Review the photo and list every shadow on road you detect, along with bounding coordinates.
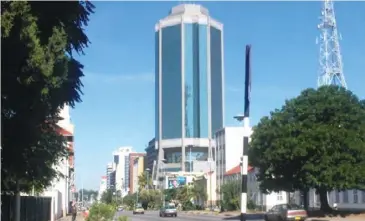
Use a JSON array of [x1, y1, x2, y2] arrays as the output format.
[[223, 213, 265, 220]]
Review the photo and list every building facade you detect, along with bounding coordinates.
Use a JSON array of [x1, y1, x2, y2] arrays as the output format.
[[98, 176, 107, 201], [145, 138, 157, 175], [106, 163, 114, 189], [224, 165, 288, 211], [131, 156, 145, 193], [43, 105, 76, 217], [113, 146, 133, 194], [214, 126, 252, 201], [129, 153, 146, 194], [155, 4, 224, 180]]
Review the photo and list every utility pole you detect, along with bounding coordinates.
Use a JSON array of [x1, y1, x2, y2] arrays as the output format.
[[234, 45, 252, 221]]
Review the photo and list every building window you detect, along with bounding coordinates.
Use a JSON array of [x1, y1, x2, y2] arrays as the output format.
[[277, 191, 283, 201], [342, 191, 349, 203], [335, 190, 340, 203], [353, 190, 358, 203], [362, 190, 365, 203]]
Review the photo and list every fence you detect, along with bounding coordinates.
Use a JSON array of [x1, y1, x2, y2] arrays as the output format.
[[1, 195, 51, 221]]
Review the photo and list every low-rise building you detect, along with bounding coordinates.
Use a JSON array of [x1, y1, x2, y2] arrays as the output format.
[[214, 126, 253, 202], [224, 164, 288, 211], [192, 171, 217, 207]]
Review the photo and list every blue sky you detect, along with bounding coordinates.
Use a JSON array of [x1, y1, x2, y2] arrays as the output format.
[[72, 1, 365, 190]]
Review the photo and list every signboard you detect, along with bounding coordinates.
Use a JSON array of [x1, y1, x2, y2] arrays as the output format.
[[167, 176, 186, 189]]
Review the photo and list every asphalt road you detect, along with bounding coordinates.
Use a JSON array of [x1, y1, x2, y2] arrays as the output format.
[[115, 210, 265, 221]]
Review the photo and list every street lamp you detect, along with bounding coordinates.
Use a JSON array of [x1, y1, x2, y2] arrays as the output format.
[[160, 159, 167, 206], [121, 178, 124, 205], [233, 42, 252, 221], [135, 179, 139, 207], [145, 168, 151, 190], [113, 191, 116, 204]]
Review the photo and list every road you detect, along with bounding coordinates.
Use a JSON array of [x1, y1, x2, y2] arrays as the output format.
[[115, 210, 264, 221]]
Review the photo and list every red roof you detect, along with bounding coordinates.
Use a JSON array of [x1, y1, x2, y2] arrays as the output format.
[[57, 127, 73, 136], [224, 164, 254, 176]]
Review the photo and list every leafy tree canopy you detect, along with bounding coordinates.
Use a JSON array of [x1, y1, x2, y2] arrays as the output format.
[[1, 1, 94, 193], [249, 86, 365, 210]]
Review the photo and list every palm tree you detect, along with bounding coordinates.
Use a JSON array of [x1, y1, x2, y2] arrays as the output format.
[[137, 172, 152, 191]]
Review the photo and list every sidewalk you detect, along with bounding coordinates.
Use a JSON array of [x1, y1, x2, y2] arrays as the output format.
[[57, 215, 85, 221]]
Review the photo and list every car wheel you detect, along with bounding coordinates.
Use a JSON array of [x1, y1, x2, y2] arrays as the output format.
[[142, 212, 144, 214], [175, 214, 177, 217]]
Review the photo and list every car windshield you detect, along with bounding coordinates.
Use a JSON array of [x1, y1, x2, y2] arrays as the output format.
[[166, 205, 175, 209], [287, 204, 303, 210]]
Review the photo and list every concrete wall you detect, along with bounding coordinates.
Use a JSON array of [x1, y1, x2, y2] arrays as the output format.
[[43, 190, 63, 220]]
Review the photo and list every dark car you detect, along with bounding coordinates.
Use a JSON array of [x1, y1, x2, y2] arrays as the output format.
[[159, 205, 177, 217], [264, 204, 307, 221]]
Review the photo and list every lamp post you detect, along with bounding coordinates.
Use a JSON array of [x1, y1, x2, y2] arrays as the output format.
[[135, 179, 139, 206], [121, 178, 124, 206], [160, 159, 167, 206], [145, 168, 151, 190], [234, 44, 252, 221]]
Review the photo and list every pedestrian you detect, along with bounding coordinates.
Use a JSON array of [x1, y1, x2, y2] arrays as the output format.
[[71, 201, 77, 221]]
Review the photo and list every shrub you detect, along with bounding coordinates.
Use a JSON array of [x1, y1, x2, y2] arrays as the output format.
[[117, 216, 129, 221], [86, 203, 115, 221]]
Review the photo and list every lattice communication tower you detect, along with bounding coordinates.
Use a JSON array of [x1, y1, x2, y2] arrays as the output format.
[[317, 0, 347, 89]]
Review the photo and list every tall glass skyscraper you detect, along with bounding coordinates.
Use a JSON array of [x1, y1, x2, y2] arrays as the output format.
[[155, 4, 224, 173]]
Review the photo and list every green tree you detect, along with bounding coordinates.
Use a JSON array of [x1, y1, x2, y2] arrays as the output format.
[[163, 188, 177, 202], [137, 172, 152, 191], [86, 203, 115, 221], [192, 180, 207, 206], [220, 180, 241, 211], [101, 189, 114, 205], [1, 1, 94, 193], [139, 189, 162, 209], [249, 86, 365, 212], [122, 193, 137, 210]]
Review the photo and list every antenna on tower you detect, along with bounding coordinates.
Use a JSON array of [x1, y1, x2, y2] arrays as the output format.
[[317, 0, 347, 89]]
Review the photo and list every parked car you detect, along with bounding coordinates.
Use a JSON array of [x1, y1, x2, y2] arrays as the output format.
[[133, 206, 144, 215], [159, 205, 177, 217], [264, 204, 307, 221]]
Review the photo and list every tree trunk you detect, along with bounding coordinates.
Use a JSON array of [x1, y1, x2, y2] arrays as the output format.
[[318, 188, 331, 212]]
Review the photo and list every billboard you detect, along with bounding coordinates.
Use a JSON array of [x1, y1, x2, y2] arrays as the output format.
[[167, 176, 186, 189]]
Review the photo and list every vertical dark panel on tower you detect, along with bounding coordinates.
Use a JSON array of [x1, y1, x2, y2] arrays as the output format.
[[244, 45, 251, 118]]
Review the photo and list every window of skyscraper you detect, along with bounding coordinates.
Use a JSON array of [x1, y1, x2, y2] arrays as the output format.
[[160, 24, 183, 139], [210, 27, 223, 135]]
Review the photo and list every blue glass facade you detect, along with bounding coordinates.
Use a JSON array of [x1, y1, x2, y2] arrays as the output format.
[[156, 22, 223, 141], [155, 31, 159, 140], [210, 27, 223, 135], [160, 25, 182, 140], [184, 24, 209, 138]]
